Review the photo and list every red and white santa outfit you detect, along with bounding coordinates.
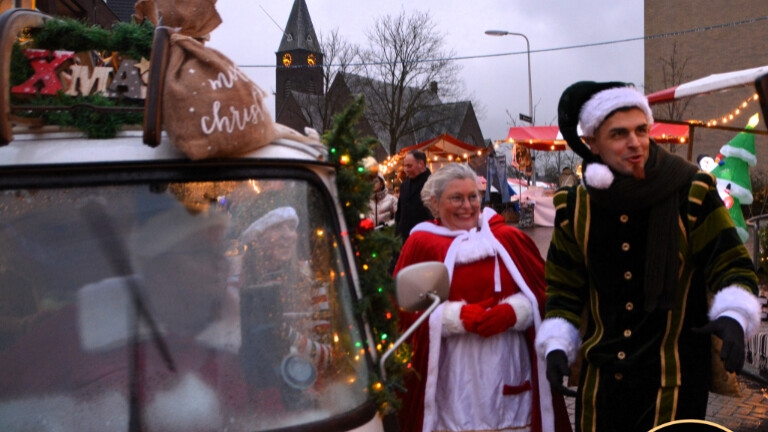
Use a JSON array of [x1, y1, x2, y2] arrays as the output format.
[[394, 207, 571, 432]]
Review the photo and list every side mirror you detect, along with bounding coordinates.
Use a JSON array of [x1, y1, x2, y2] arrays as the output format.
[[756, 73, 768, 123], [395, 261, 450, 312], [379, 261, 449, 381]]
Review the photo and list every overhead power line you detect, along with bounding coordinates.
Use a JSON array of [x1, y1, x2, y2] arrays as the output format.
[[237, 14, 768, 69]]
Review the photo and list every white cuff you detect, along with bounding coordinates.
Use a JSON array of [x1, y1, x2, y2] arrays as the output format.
[[534, 317, 580, 364], [501, 293, 533, 331], [441, 301, 467, 336], [709, 285, 761, 338]]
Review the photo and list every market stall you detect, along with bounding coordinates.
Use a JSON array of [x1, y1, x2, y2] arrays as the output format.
[[381, 133, 486, 178], [506, 122, 690, 149]]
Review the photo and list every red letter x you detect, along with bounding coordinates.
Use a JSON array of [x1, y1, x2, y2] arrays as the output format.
[[12, 49, 74, 96]]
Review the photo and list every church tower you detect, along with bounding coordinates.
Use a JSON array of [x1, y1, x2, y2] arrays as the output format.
[[275, 0, 324, 120]]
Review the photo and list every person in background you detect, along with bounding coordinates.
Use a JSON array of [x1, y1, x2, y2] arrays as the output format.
[[535, 81, 760, 431], [394, 163, 571, 432], [368, 173, 398, 227], [395, 150, 432, 243], [557, 166, 579, 188]]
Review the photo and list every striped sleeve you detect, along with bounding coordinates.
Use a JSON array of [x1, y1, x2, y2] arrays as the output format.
[[544, 186, 589, 328], [687, 172, 758, 295]]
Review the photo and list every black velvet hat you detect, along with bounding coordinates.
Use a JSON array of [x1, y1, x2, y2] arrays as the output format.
[[557, 81, 629, 163]]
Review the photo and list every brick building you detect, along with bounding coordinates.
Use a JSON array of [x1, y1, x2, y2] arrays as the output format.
[[645, 1, 768, 166]]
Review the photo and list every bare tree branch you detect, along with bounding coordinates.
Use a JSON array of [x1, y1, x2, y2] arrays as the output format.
[[356, 10, 464, 155]]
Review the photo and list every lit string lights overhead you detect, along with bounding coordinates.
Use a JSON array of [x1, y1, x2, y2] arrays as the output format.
[[704, 93, 760, 127]]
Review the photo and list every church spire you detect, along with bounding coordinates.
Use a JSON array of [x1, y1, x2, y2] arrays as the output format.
[[279, 0, 320, 53]]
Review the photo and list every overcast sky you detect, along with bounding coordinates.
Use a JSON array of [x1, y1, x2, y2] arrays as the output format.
[[207, 0, 644, 141]]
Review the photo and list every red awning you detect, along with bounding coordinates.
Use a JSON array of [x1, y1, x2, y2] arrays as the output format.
[[506, 122, 689, 151], [399, 133, 483, 158]]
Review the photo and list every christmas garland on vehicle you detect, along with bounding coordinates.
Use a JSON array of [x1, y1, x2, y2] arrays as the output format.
[[325, 96, 410, 416], [10, 17, 154, 138]]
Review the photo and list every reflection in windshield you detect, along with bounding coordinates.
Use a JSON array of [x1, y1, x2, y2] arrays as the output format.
[[0, 179, 368, 431]]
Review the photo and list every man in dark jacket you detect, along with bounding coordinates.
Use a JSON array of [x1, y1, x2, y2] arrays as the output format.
[[395, 150, 432, 243], [534, 81, 760, 432]]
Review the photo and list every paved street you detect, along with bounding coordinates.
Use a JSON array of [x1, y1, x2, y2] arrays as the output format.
[[517, 224, 768, 431]]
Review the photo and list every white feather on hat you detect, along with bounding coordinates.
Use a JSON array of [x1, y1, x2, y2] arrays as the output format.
[[240, 206, 299, 244]]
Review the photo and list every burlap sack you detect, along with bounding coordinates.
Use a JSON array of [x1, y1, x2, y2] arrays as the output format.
[[162, 33, 276, 160], [709, 335, 743, 397], [134, 0, 221, 37]]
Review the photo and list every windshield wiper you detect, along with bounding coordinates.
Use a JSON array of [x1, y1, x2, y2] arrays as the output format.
[[79, 201, 176, 432]]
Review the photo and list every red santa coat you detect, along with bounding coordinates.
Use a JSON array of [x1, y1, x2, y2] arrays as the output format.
[[394, 208, 571, 432]]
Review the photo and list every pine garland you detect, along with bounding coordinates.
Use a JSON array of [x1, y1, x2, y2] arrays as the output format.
[[324, 96, 408, 415], [10, 17, 154, 138], [30, 17, 154, 61], [14, 93, 143, 139]]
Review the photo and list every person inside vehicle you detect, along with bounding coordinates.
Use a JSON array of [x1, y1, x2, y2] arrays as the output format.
[[237, 206, 334, 408]]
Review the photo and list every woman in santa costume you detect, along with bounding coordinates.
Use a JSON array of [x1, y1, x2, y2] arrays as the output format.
[[394, 163, 571, 432]]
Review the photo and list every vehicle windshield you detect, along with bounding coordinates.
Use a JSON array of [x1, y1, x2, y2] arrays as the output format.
[[0, 178, 370, 431]]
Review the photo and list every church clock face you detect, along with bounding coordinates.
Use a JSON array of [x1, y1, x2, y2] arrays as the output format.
[[307, 54, 316, 66], [282, 53, 292, 67]]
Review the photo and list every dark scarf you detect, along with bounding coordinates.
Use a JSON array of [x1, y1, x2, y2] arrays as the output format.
[[586, 144, 700, 311]]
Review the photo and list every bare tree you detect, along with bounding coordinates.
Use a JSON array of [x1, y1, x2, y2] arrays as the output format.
[[652, 41, 693, 154], [655, 41, 693, 121], [356, 10, 464, 156]]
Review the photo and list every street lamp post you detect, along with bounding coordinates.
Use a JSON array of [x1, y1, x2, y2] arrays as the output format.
[[485, 29, 536, 184]]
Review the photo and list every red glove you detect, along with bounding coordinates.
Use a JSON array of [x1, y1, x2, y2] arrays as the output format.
[[460, 304, 485, 333], [459, 297, 497, 333], [476, 303, 517, 337]]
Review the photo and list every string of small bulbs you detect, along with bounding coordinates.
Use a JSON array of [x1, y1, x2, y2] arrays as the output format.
[[704, 93, 760, 127]]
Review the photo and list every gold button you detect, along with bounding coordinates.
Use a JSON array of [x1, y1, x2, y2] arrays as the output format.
[[620, 215, 629, 223], [614, 373, 624, 380], [623, 329, 632, 338], [624, 271, 632, 280], [621, 242, 630, 252], [626, 302, 634, 311], [617, 351, 626, 360]]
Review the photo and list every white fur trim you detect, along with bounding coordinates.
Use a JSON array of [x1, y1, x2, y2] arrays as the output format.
[[240, 206, 298, 244], [145, 373, 223, 431], [501, 293, 533, 331], [534, 317, 581, 364], [584, 163, 614, 189], [78, 277, 139, 351], [709, 285, 761, 338], [454, 234, 497, 264], [423, 305, 444, 430], [441, 300, 468, 336], [579, 86, 654, 137]]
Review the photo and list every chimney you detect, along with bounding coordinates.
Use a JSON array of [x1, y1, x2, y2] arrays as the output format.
[[429, 81, 438, 95]]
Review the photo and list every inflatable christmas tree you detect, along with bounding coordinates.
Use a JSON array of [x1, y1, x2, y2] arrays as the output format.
[[710, 113, 759, 243]]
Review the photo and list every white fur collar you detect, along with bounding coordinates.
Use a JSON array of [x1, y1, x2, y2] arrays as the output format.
[[412, 207, 498, 264]]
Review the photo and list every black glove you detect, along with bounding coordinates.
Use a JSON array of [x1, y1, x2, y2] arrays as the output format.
[[693, 316, 745, 373], [546, 350, 577, 397]]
